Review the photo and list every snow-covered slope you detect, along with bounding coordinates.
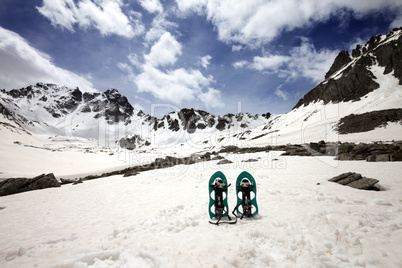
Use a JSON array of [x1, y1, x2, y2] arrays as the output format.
[[1, 154, 401, 267], [248, 28, 402, 146], [0, 83, 272, 148]]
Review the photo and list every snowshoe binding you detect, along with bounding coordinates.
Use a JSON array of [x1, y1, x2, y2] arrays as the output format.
[[234, 171, 258, 219], [208, 171, 236, 225]]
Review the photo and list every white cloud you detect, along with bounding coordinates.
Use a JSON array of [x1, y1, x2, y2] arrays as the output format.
[[0, 27, 96, 92], [287, 39, 338, 83], [238, 38, 338, 83], [145, 32, 182, 67], [251, 55, 291, 72], [175, 0, 207, 16], [127, 53, 143, 69], [145, 13, 178, 43], [175, 0, 402, 47], [138, 0, 163, 14], [275, 88, 288, 101], [198, 87, 222, 108], [198, 55, 212, 69], [390, 14, 402, 29], [232, 60, 248, 69], [36, 0, 77, 31], [117, 62, 133, 74], [232, 45, 242, 52], [37, 0, 144, 38], [136, 64, 214, 104], [132, 33, 222, 107]]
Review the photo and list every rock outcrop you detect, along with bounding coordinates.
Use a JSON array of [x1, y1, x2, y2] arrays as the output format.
[[337, 109, 402, 134], [0, 173, 60, 196], [329, 172, 380, 190]]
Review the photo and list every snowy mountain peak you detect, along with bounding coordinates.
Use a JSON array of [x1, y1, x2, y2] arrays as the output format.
[[294, 27, 402, 109]]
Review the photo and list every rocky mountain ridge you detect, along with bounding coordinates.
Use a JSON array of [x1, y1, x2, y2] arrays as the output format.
[[294, 27, 402, 109], [0, 83, 271, 144]]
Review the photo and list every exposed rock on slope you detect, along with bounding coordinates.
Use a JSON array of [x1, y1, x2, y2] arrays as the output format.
[[0, 173, 60, 196], [338, 109, 402, 134]]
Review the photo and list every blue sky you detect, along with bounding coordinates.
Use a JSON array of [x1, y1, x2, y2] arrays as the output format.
[[0, 0, 401, 116]]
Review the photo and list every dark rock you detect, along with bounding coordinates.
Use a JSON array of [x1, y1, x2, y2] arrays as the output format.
[[329, 172, 380, 190], [60, 178, 83, 185], [242, 159, 258, 162], [338, 109, 402, 134], [325, 50, 352, 79], [118, 134, 150, 150], [366, 154, 394, 162], [282, 145, 311, 156], [0, 173, 60, 196], [217, 159, 233, 165], [212, 155, 225, 161], [337, 173, 362, 185], [347, 177, 379, 190], [72, 179, 83, 185], [334, 141, 402, 161], [329, 172, 355, 182], [335, 153, 354, 160], [123, 171, 140, 177], [294, 64, 379, 109], [216, 114, 235, 131]]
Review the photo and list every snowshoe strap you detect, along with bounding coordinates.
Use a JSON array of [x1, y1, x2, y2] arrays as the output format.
[[235, 184, 255, 219]]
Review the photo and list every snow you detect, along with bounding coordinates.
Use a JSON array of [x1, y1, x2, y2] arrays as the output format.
[[249, 63, 402, 146], [1, 154, 401, 267]]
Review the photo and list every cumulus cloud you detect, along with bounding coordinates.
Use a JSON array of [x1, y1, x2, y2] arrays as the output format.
[[232, 45, 242, 52], [37, 0, 144, 38], [175, 0, 402, 47], [251, 55, 291, 72], [144, 32, 182, 67], [0, 27, 95, 92], [130, 33, 222, 108], [198, 87, 222, 109], [127, 53, 143, 69], [237, 38, 338, 83], [198, 55, 212, 69], [287, 39, 339, 83], [144, 13, 179, 43], [138, 0, 163, 14], [175, 0, 207, 16], [136, 65, 214, 104], [232, 60, 248, 69]]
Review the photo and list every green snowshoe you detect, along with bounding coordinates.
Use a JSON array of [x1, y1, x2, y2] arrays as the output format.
[[235, 171, 258, 218], [208, 171, 235, 225]]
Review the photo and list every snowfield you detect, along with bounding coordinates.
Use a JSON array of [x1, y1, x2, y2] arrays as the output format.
[[1, 153, 401, 267]]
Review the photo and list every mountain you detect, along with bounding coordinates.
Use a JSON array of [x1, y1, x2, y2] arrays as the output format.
[[294, 27, 402, 108], [0, 82, 271, 148], [1, 28, 401, 152], [247, 27, 402, 146]]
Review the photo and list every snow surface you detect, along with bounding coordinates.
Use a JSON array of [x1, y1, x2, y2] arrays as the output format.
[[1, 153, 402, 267]]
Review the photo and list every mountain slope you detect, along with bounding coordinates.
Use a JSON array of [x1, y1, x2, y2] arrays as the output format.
[[251, 28, 402, 145], [294, 27, 402, 109], [0, 83, 272, 148]]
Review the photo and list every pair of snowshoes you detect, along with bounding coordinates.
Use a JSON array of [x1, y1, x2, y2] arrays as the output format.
[[208, 171, 258, 225]]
